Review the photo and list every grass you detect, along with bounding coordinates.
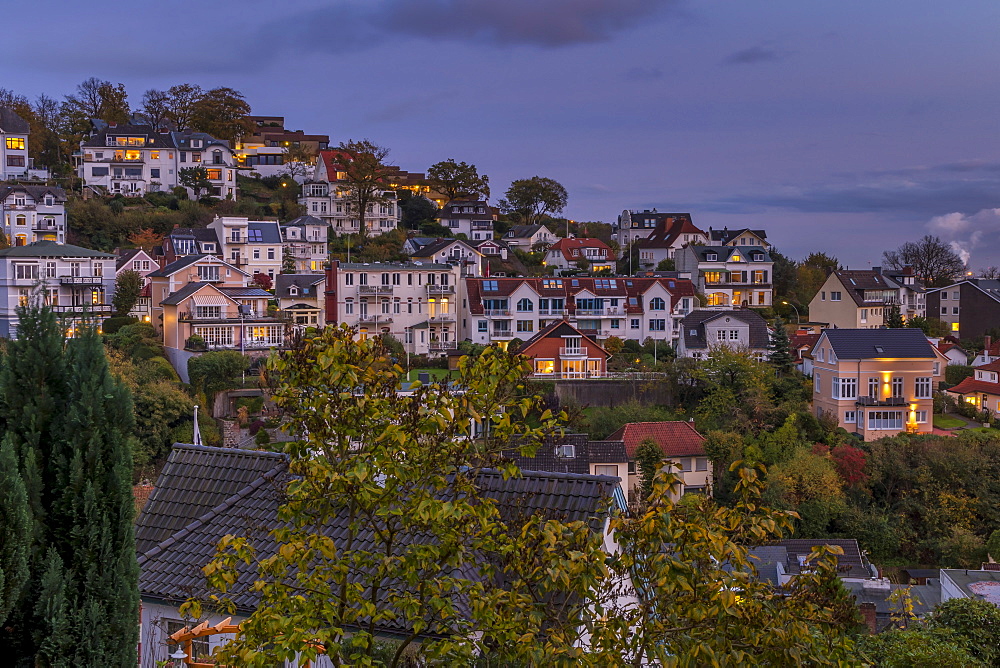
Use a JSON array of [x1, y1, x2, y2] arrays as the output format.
[[406, 368, 453, 381], [933, 414, 966, 430]]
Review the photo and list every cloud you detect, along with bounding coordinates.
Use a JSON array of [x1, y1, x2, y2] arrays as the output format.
[[927, 208, 1000, 266], [272, 0, 676, 53], [721, 43, 789, 66]]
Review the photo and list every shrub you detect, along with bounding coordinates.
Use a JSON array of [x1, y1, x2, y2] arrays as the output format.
[[102, 315, 138, 335]]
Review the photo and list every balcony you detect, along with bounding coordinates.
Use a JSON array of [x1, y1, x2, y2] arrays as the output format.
[[471, 221, 494, 230], [855, 396, 908, 407], [32, 222, 60, 232], [59, 275, 106, 286], [179, 312, 284, 324], [50, 304, 113, 314], [484, 309, 510, 317], [427, 284, 455, 295], [492, 329, 512, 338], [429, 313, 455, 322], [113, 175, 145, 181], [574, 308, 622, 317], [429, 342, 458, 352], [539, 309, 567, 316], [358, 314, 392, 324], [5, 204, 35, 211], [359, 285, 393, 295], [559, 347, 588, 357]]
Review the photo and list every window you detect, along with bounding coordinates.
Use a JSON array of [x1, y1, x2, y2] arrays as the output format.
[[195, 305, 221, 319], [14, 264, 38, 280], [836, 377, 858, 400], [7, 156, 24, 167], [206, 168, 222, 180], [482, 280, 498, 291], [516, 298, 533, 312], [915, 377, 932, 398], [150, 168, 160, 178], [844, 411, 857, 424], [953, 291, 960, 300], [17, 288, 28, 306], [197, 265, 220, 282], [953, 306, 959, 315], [868, 377, 879, 399], [247, 228, 263, 242], [535, 359, 555, 374], [830, 291, 842, 301], [695, 457, 708, 472], [6, 137, 25, 150], [915, 410, 928, 423], [516, 320, 534, 333], [594, 464, 619, 477], [345, 273, 354, 286], [91, 166, 109, 176], [477, 320, 488, 332], [704, 271, 722, 284], [631, 319, 640, 329], [192, 152, 202, 162], [941, 306, 948, 315], [267, 248, 275, 260], [868, 411, 903, 430], [164, 620, 210, 662], [650, 297, 665, 310], [649, 319, 666, 331], [814, 372, 821, 393], [253, 249, 261, 260], [891, 377, 903, 398], [817, 347, 824, 362], [611, 319, 620, 329], [821, 291, 826, 301], [344, 300, 354, 314], [934, 362, 941, 375], [706, 253, 718, 261]]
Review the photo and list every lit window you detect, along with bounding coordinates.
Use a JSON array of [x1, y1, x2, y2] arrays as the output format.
[[951, 322, 960, 332], [535, 360, 555, 374], [6, 137, 25, 150]]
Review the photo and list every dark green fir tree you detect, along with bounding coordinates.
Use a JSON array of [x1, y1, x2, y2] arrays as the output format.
[[768, 318, 795, 375], [0, 307, 138, 666], [885, 303, 905, 328]]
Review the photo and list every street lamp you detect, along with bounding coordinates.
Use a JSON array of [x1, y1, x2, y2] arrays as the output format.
[[781, 301, 800, 324], [169, 646, 188, 666]]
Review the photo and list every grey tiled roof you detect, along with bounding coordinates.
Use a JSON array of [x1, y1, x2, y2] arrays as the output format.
[[0, 240, 113, 259], [283, 215, 328, 228], [134, 444, 287, 555], [504, 434, 627, 477], [0, 107, 30, 134], [247, 221, 282, 244], [0, 185, 67, 203], [219, 286, 273, 298], [680, 309, 770, 351], [821, 328, 935, 359], [137, 444, 617, 621], [160, 282, 227, 306], [274, 273, 324, 299], [170, 228, 220, 243]]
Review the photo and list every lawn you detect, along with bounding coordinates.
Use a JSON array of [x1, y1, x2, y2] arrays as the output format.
[[933, 414, 966, 430], [406, 368, 453, 382]]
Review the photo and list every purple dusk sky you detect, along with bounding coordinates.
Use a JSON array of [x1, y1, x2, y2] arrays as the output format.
[[5, 0, 1000, 268]]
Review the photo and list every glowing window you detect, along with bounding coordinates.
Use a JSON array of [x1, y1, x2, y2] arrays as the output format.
[[6, 137, 25, 150], [535, 360, 555, 374]]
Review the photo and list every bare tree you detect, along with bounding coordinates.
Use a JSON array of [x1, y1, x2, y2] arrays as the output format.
[[335, 139, 395, 237], [882, 235, 966, 288], [165, 84, 204, 132], [141, 89, 171, 131], [979, 266, 1000, 280]]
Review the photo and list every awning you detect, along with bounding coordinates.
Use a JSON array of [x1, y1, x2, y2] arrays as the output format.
[[191, 294, 232, 306]]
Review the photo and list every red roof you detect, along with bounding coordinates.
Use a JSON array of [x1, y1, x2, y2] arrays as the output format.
[[549, 237, 613, 262], [948, 377, 1000, 396], [606, 421, 706, 459], [976, 360, 1000, 373], [463, 276, 695, 315], [635, 215, 707, 249], [789, 333, 820, 359]]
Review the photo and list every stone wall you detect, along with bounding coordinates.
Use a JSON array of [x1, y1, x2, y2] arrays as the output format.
[[553, 379, 672, 408]]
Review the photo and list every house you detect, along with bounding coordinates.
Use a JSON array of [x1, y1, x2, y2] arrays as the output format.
[[298, 150, 402, 236], [463, 275, 696, 346], [436, 199, 496, 241], [234, 115, 330, 179], [606, 421, 711, 498], [136, 443, 621, 666], [675, 309, 771, 360], [77, 122, 237, 198], [544, 238, 615, 273], [973, 336, 1000, 367], [325, 260, 462, 355], [676, 245, 773, 307], [0, 184, 67, 245], [926, 279, 1000, 339], [789, 331, 821, 376], [401, 236, 438, 256], [206, 217, 283, 282], [280, 215, 329, 273], [810, 328, 940, 440], [940, 568, 1000, 606], [274, 273, 325, 327], [504, 433, 631, 505], [504, 224, 557, 250], [409, 238, 484, 277], [809, 268, 925, 329], [116, 248, 159, 321], [629, 214, 708, 269], [473, 238, 509, 261], [157, 227, 222, 266], [0, 241, 116, 337], [0, 107, 30, 180], [615, 210, 705, 250], [708, 226, 769, 249], [516, 320, 609, 378], [935, 341, 969, 366], [946, 360, 1000, 415]]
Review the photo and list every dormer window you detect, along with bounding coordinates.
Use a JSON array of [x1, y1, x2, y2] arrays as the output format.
[[289, 287, 298, 296], [753, 253, 764, 262], [44, 196, 53, 206], [706, 253, 718, 261], [731, 254, 741, 262]]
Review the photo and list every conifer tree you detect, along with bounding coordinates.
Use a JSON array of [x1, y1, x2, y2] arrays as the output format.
[[0, 307, 138, 665], [885, 304, 905, 328], [0, 437, 30, 627], [768, 318, 795, 374]]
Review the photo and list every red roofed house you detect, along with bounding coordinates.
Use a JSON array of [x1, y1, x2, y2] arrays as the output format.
[[947, 360, 1000, 415], [545, 238, 615, 273], [789, 331, 821, 376], [633, 215, 709, 269], [517, 320, 609, 379], [936, 341, 970, 366], [606, 421, 712, 499]]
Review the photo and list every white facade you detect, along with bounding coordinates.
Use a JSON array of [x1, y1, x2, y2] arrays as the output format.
[[1, 185, 67, 245], [207, 217, 283, 282], [280, 216, 329, 273], [437, 200, 496, 241], [676, 246, 774, 308], [0, 122, 28, 180], [0, 242, 116, 338], [299, 181, 400, 237]]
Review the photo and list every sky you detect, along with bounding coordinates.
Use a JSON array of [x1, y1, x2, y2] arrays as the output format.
[[5, 0, 1000, 268]]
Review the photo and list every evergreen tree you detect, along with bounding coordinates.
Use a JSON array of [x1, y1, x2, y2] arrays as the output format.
[[0, 308, 138, 665], [635, 437, 664, 501], [768, 318, 795, 374], [0, 437, 30, 627], [885, 303, 905, 328]]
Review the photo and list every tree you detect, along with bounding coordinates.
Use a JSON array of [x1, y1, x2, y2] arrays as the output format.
[[796, 252, 839, 305], [335, 139, 396, 238], [179, 166, 212, 198], [426, 159, 490, 202], [635, 437, 664, 501], [126, 228, 162, 251], [0, 307, 138, 663], [500, 176, 568, 224], [188, 350, 248, 403], [768, 318, 795, 374], [190, 87, 253, 143], [251, 273, 273, 291], [883, 235, 966, 288], [0, 437, 30, 627], [857, 627, 980, 667], [165, 83, 203, 131], [282, 144, 317, 181], [96, 82, 130, 125], [399, 193, 439, 229], [655, 258, 675, 271], [281, 247, 297, 274], [112, 270, 144, 316], [885, 303, 905, 328], [140, 88, 171, 130], [928, 597, 1000, 665]]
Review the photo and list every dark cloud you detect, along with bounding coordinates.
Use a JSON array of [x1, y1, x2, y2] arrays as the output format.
[[274, 0, 676, 53], [624, 66, 664, 81], [721, 44, 789, 66]]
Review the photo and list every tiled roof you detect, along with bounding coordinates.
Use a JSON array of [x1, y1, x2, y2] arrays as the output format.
[[780, 538, 869, 579], [507, 224, 545, 238], [0, 185, 67, 202], [410, 238, 480, 258], [160, 282, 232, 306], [504, 434, 626, 477], [0, 107, 29, 133], [548, 237, 613, 262], [709, 227, 767, 244], [282, 215, 328, 228], [464, 276, 694, 316], [517, 320, 608, 358], [974, 359, 1000, 373], [219, 286, 273, 298], [148, 254, 242, 278], [789, 332, 821, 356], [606, 421, 707, 459], [680, 309, 771, 351], [81, 123, 176, 149], [134, 443, 287, 555], [169, 228, 220, 243], [137, 444, 618, 621], [948, 377, 1000, 396], [634, 214, 706, 250], [821, 328, 935, 360], [831, 270, 901, 306], [247, 221, 282, 244], [274, 273, 324, 299], [687, 245, 771, 263], [0, 240, 113, 259]]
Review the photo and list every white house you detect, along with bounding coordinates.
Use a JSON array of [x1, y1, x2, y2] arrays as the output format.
[[503, 224, 557, 250], [436, 199, 496, 241], [116, 248, 159, 321], [1, 185, 67, 245], [409, 238, 485, 277], [280, 215, 329, 273], [207, 217, 283, 283], [676, 309, 771, 360], [0, 241, 116, 338], [0, 108, 30, 180], [675, 245, 773, 308]]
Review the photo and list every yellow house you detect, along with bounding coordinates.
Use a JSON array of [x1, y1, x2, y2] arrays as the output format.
[[811, 328, 940, 440]]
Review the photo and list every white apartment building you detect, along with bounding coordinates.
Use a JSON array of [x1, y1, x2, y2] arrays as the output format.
[[207, 217, 283, 282], [0, 108, 30, 180], [325, 261, 462, 355], [675, 245, 774, 308], [299, 180, 400, 237], [77, 123, 237, 198], [280, 215, 329, 273], [436, 199, 496, 241], [1, 185, 67, 245], [0, 241, 116, 338], [116, 248, 158, 321], [462, 276, 696, 346]]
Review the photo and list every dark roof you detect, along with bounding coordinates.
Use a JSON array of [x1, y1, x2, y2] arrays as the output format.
[[0, 107, 30, 134], [507, 224, 545, 238], [147, 254, 240, 278], [780, 538, 870, 579], [137, 444, 618, 620], [283, 215, 328, 228], [504, 434, 627, 476], [680, 309, 770, 351], [410, 238, 480, 258], [134, 443, 287, 555], [687, 245, 771, 263], [219, 286, 273, 298], [169, 227, 220, 243], [606, 421, 706, 459], [247, 221, 282, 244], [842, 582, 940, 624], [81, 123, 176, 149], [709, 227, 768, 244], [116, 248, 143, 270], [633, 214, 707, 250], [831, 270, 901, 306], [744, 546, 787, 585], [0, 240, 113, 259], [0, 184, 67, 202], [274, 273, 324, 299], [820, 328, 935, 360]]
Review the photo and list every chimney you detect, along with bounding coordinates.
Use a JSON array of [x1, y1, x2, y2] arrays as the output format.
[[986, 335, 992, 352], [873, 266, 881, 275], [109, 121, 117, 128], [859, 602, 877, 634], [903, 265, 914, 276]]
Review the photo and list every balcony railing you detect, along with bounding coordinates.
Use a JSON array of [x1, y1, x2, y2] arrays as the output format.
[[50, 304, 113, 314], [429, 342, 457, 352], [429, 313, 455, 322], [59, 275, 105, 286], [113, 175, 145, 181], [574, 308, 623, 317], [539, 309, 567, 316], [359, 285, 393, 295], [492, 329, 512, 337], [32, 223, 60, 232], [179, 311, 282, 323], [484, 309, 510, 317], [5, 204, 35, 211], [559, 347, 588, 357], [427, 284, 454, 294], [358, 314, 392, 324]]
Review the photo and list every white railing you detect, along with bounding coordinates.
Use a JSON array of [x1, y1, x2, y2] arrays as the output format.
[[559, 347, 587, 356], [484, 309, 510, 317]]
